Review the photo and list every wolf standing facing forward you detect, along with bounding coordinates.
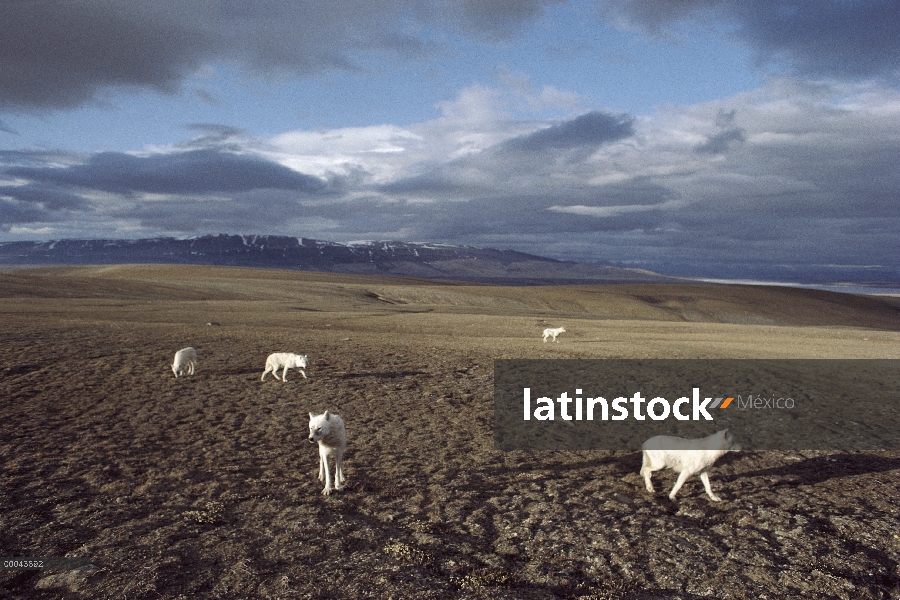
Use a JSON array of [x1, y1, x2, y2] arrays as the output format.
[[308, 411, 347, 496], [641, 429, 739, 501]]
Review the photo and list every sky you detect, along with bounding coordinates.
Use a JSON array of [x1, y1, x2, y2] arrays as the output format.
[[1, 0, 899, 281]]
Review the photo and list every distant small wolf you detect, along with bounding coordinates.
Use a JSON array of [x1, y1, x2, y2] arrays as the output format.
[[261, 353, 308, 381], [542, 327, 566, 343], [172, 347, 198, 378], [640, 429, 739, 501], [308, 411, 347, 496]]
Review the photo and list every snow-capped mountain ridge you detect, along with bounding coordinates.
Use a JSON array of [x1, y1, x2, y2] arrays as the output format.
[[0, 234, 677, 285]]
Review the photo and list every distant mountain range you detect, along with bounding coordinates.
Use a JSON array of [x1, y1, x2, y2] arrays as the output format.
[[0, 234, 681, 285]]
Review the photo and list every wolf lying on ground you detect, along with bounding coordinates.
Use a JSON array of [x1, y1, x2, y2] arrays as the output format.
[[172, 347, 198, 378], [542, 327, 566, 343], [641, 429, 739, 501], [261, 352, 308, 381], [308, 411, 347, 496]]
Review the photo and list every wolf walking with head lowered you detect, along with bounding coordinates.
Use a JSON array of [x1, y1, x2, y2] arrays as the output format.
[[172, 347, 198, 377], [640, 429, 739, 501], [308, 411, 346, 496]]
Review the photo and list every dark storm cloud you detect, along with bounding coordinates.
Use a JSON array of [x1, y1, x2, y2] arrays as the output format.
[[0, 170, 90, 225], [0, 0, 564, 111], [604, 0, 900, 79], [732, 1, 900, 79], [0, 198, 48, 225], [0, 3, 210, 110], [502, 111, 635, 153], [0, 183, 89, 212], [6, 149, 326, 195]]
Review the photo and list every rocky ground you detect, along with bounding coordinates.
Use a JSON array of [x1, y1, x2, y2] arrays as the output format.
[[1, 265, 899, 599]]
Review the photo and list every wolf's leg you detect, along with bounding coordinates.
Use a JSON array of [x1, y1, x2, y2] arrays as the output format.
[[640, 452, 656, 492], [334, 449, 344, 489], [699, 471, 721, 501], [668, 470, 691, 499], [321, 452, 334, 495], [641, 468, 655, 492]]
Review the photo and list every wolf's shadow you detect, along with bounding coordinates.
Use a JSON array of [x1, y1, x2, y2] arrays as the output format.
[[737, 452, 900, 485]]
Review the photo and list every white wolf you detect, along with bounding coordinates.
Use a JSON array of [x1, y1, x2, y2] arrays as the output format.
[[261, 353, 308, 381], [640, 429, 739, 501], [308, 411, 347, 496], [542, 327, 566, 343], [172, 347, 198, 378]]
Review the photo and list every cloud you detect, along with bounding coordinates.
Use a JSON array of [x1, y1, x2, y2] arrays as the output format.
[[0, 198, 52, 225], [115, 190, 309, 235], [696, 107, 746, 157], [502, 111, 634, 153], [0, 0, 568, 111], [0, 119, 17, 135], [731, 1, 900, 79], [0, 3, 210, 110], [0, 178, 91, 227], [3, 0, 896, 116], [265, 125, 425, 183], [179, 124, 247, 150], [452, 0, 565, 39], [2, 76, 899, 281], [0, 183, 89, 212], [602, 0, 900, 80], [5, 149, 326, 195], [367, 77, 900, 275], [375, 110, 637, 202]]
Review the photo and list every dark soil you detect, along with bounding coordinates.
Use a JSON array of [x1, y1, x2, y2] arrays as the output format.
[[2, 266, 899, 599]]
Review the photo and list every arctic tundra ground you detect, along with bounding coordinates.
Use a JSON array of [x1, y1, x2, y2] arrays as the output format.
[[2, 265, 899, 599]]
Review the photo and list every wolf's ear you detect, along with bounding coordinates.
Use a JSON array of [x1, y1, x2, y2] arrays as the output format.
[[324, 410, 331, 420], [309, 412, 315, 419]]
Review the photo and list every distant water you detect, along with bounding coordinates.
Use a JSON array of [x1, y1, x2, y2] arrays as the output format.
[[696, 278, 900, 296]]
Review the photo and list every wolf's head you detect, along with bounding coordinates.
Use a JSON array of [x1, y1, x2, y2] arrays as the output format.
[[716, 429, 741, 452], [308, 410, 332, 443]]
